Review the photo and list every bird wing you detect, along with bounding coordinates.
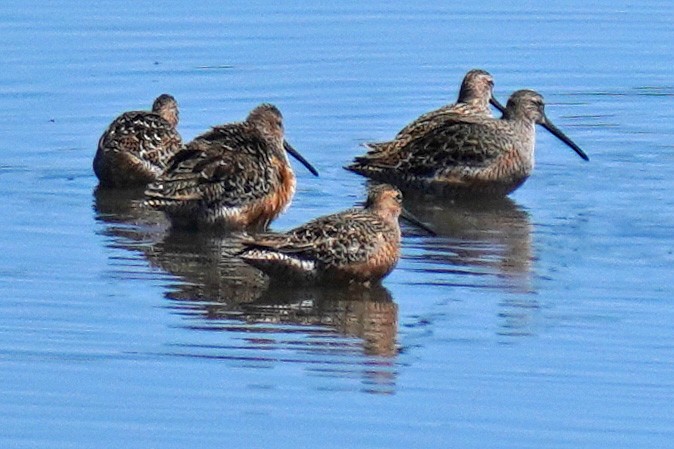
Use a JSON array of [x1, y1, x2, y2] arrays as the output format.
[[243, 210, 390, 266], [146, 129, 274, 208], [101, 111, 182, 169], [356, 114, 513, 177]]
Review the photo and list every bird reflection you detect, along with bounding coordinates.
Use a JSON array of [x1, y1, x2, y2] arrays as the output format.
[[93, 186, 169, 247], [145, 228, 400, 393], [145, 227, 398, 358], [246, 284, 398, 393], [145, 228, 268, 308], [246, 284, 397, 358], [401, 190, 534, 293], [94, 189, 400, 391], [94, 186, 400, 368]]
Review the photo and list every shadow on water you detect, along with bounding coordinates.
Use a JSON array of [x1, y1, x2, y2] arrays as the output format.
[[94, 189, 400, 392], [401, 190, 535, 293]]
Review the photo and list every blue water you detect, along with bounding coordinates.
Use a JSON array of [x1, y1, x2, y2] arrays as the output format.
[[1, 1, 673, 448]]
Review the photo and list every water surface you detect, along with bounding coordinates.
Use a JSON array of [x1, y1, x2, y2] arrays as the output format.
[[1, 1, 673, 448]]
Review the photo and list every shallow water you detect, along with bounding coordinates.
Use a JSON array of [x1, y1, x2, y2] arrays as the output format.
[[1, 1, 673, 448]]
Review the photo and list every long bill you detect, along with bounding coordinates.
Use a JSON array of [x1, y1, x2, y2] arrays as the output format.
[[400, 208, 437, 236], [489, 96, 506, 114], [541, 117, 590, 161], [284, 140, 319, 176]]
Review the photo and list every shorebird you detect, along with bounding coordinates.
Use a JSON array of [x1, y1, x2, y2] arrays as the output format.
[[145, 103, 318, 231], [364, 69, 505, 152], [346, 89, 588, 197], [239, 184, 434, 286], [94, 94, 182, 188]]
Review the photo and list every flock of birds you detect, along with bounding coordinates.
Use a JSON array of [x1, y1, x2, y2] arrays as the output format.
[[93, 69, 588, 286]]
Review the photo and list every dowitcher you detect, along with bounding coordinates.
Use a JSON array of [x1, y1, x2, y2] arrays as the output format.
[[144, 103, 318, 231], [94, 94, 182, 188], [346, 89, 589, 198], [239, 184, 434, 286], [364, 69, 505, 152]]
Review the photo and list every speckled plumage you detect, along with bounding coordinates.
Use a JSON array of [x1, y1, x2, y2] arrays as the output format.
[[347, 89, 588, 198], [239, 185, 406, 286], [363, 69, 504, 152], [144, 103, 318, 231], [94, 94, 182, 188]]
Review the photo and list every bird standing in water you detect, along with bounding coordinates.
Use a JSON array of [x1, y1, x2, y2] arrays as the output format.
[[94, 94, 182, 188], [346, 89, 588, 198], [365, 69, 505, 153], [145, 103, 318, 231], [239, 184, 434, 286]]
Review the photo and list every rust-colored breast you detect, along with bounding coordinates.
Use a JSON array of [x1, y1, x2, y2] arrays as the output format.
[[331, 236, 400, 284], [241, 156, 296, 230]]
